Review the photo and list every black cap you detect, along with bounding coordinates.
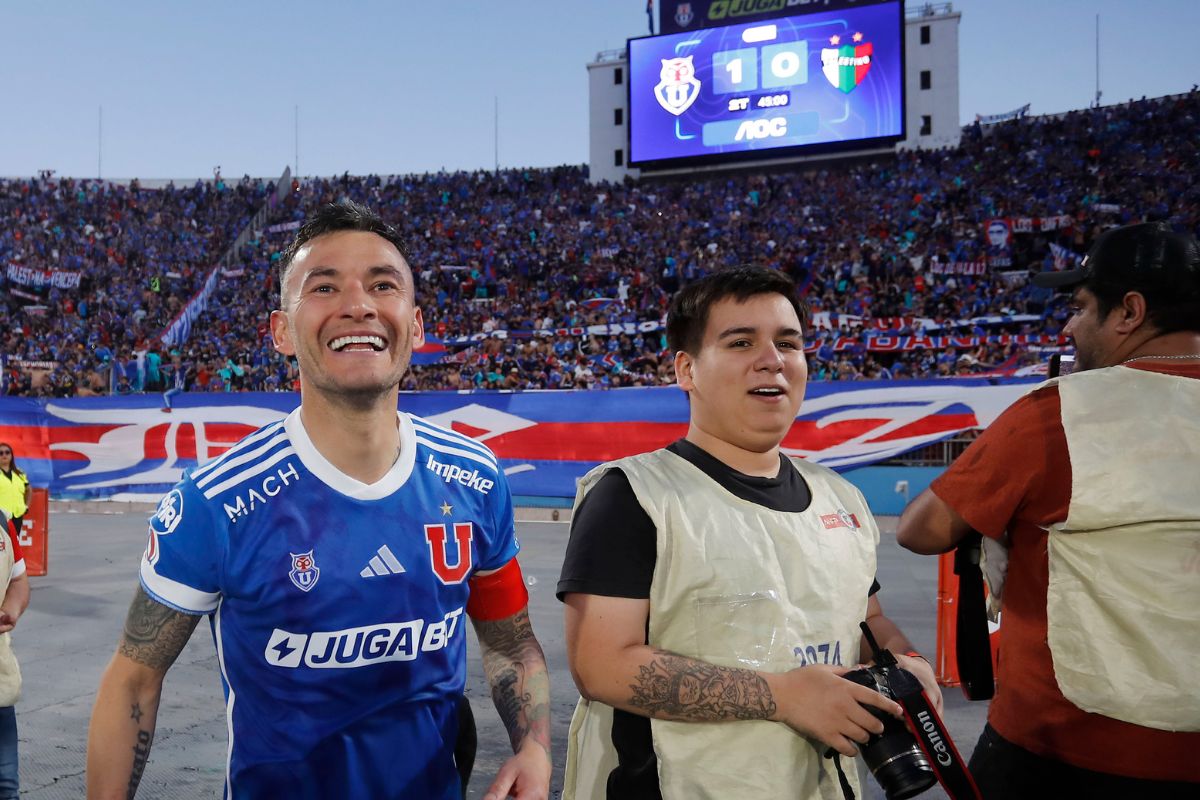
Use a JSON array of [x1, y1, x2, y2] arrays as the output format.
[[1032, 222, 1200, 294]]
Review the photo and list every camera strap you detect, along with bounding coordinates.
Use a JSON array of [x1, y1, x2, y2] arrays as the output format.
[[896, 689, 982, 800], [824, 751, 858, 800], [823, 689, 981, 800], [954, 531, 996, 700]]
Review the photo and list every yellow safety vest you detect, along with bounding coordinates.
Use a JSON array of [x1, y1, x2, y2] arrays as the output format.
[[0, 471, 28, 520]]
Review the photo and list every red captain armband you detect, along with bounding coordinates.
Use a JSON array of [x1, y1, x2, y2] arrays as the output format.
[[466, 558, 529, 621]]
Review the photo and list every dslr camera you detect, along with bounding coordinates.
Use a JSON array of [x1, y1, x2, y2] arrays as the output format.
[[832, 623, 978, 800], [841, 661, 937, 799]]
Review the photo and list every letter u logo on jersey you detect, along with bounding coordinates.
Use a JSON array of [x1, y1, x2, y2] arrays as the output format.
[[424, 523, 474, 584]]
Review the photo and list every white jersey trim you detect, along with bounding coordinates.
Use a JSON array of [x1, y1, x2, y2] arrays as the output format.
[[214, 599, 236, 800], [410, 418, 498, 467], [140, 558, 219, 614], [284, 409, 417, 500], [194, 429, 291, 491], [415, 436, 500, 473], [191, 420, 286, 481], [9, 559, 24, 580], [201, 446, 298, 500]]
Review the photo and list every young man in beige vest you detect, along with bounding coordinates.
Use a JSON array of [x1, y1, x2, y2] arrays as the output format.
[[558, 266, 941, 800], [897, 222, 1200, 798]]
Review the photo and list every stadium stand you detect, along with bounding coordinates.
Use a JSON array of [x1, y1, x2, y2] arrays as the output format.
[[2, 92, 1196, 395]]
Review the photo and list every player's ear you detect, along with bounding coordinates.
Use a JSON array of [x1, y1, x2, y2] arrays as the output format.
[[674, 350, 695, 391], [411, 307, 425, 350], [270, 310, 295, 356]]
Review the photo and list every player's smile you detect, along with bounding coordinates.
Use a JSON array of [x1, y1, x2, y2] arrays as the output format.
[[328, 334, 387, 353]]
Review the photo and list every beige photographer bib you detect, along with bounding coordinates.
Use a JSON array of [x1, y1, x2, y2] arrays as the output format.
[[1047, 366, 1200, 731], [563, 449, 878, 800], [0, 522, 21, 707]]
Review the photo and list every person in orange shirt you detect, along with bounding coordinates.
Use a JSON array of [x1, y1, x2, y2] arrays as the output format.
[[897, 222, 1200, 798]]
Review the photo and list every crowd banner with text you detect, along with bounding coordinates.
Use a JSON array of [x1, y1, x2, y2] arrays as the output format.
[[4, 264, 82, 290], [974, 103, 1031, 125]]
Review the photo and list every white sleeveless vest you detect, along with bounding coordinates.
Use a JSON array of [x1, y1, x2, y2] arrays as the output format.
[[0, 522, 21, 707], [563, 448, 878, 800], [1045, 366, 1200, 731]]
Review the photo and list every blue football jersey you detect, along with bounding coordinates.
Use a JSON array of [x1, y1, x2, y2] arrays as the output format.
[[140, 409, 520, 799]]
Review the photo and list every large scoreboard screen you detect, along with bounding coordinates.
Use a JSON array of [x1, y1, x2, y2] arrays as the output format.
[[628, 0, 904, 169]]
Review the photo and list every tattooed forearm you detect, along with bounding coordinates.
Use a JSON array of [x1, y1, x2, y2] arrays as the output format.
[[473, 609, 551, 757], [119, 586, 201, 670], [490, 666, 533, 752], [474, 609, 537, 656], [126, 729, 153, 799], [629, 649, 778, 722]]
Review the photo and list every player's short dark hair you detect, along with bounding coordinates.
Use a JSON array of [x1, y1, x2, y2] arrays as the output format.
[[278, 201, 414, 307], [666, 266, 809, 355]]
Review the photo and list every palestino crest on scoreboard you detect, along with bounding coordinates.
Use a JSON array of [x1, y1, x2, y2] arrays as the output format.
[[288, 550, 320, 593], [654, 56, 701, 116], [674, 3, 694, 28], [821, 33, 873, 94]]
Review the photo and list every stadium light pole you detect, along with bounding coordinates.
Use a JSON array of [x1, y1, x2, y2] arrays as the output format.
[[97, 106, 102, 179], [494, 96, 499, 173], [295, 105, 300, 178], [1094, 14, 1102, 108]]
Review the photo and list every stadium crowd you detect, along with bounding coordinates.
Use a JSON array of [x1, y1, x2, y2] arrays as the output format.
[[2, 91, 1197, 395]]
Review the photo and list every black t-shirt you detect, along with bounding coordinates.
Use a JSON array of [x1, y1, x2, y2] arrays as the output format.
[[556, 440, 878, 800]]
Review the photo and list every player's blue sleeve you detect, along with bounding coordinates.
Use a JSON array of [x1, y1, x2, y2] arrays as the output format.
[[478, 467, 519, 572], [138, 476, 224, 614]]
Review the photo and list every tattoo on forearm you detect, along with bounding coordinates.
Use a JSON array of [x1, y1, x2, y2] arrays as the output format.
[[629, 649, 778, 722], [491, 666, 533, 752], [127, 729, 153, 799], [474, 609, 551, 757], [119, 586, 201, 670], [130, 703, 142, 723]]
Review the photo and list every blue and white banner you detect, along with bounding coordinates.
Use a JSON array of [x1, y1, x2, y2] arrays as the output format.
[[159, 265, 222, 347]]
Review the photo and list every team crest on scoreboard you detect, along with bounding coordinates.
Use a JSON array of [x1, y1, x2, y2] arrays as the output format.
[[821, 33, 873, 94], [289, 550, 321, 592], [654, 56, 701, 116], [674, 3, 694, 28]]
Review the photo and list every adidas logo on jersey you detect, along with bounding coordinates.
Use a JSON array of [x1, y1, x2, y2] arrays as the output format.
[[424, 454, 495, 494], [263, 607, 464, 669], [360, 545, 406, 578]]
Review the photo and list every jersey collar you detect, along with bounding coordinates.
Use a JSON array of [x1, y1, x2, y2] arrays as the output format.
[[284, 409, 417, 500]]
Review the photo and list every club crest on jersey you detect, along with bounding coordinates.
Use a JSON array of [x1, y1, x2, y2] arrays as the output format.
[[654, 56, 701, 116], [821, 33, 873, 94], [289, 550, 321, 592], [424, 522, 474, 584]]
